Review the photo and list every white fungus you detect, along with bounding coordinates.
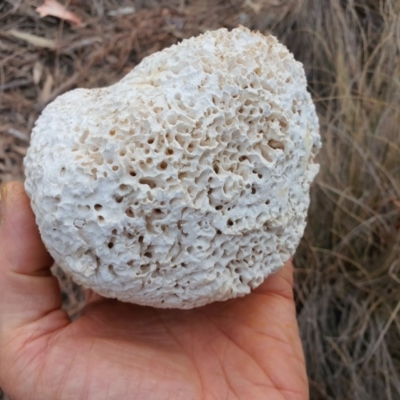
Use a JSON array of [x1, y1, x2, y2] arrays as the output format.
[[24, 27, 321, 309]]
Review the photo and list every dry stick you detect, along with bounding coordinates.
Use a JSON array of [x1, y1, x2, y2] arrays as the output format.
[[36, 72, 80, 110], [0, 78, 31, 91]]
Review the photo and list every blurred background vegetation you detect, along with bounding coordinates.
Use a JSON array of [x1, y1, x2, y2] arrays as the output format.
[[0, 1, 399, 399]]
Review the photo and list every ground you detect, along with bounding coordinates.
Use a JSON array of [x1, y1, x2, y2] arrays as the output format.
[[0, 0, 399, 399]]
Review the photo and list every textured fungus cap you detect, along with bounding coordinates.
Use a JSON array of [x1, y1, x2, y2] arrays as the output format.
[[24, 27, 321, 309]]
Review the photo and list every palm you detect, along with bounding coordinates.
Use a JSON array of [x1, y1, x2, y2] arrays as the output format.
[[10, 265, 306, 400], [0, 183, 307, 400]]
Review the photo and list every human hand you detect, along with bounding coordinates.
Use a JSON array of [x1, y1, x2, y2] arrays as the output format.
[[0, 182, 308, 400]]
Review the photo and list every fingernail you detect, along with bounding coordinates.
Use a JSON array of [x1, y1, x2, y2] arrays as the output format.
[[0, 184, 6, 227]]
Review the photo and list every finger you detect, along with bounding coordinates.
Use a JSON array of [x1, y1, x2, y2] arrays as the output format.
[[254, 258, 294, 300], [0, 182, 69, 331]]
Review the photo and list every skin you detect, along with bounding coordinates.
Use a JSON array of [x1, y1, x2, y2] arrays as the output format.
[[0, 182, 308, 400]]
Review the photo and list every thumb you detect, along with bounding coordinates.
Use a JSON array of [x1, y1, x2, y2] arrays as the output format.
[[0, 182, 69, 332]]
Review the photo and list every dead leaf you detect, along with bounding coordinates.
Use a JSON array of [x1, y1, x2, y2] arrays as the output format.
[[7, 128, 29, 142], [39, 73, 54, 105], [2, 30, 56, 49], [36, 0, 82, 25], [33, 61, 44, 85], [39, 72, 80, 109], [244, 0, 263, 13], [108, 6, 136, 17], [13, 146, 28, 156]]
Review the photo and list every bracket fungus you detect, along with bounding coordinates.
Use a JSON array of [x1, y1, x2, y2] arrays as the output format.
[[24, 27, 321, 309]]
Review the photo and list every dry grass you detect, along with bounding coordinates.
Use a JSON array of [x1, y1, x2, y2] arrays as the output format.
[[275, 2, 400, 398], [1, 0, 399, 399]]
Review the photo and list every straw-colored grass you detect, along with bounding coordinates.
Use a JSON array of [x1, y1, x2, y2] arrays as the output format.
[[0, 1, 399, 399], [272, 1, 400, 398]]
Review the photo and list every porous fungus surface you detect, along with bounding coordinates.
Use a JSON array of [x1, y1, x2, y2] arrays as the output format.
[[24, 27, 321, 309]]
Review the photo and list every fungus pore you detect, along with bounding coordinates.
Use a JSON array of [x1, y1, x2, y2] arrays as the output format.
[[24, 27, 321, 309]]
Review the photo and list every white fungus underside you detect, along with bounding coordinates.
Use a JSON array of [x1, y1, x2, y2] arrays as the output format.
[[24, 27, 321, 309]]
